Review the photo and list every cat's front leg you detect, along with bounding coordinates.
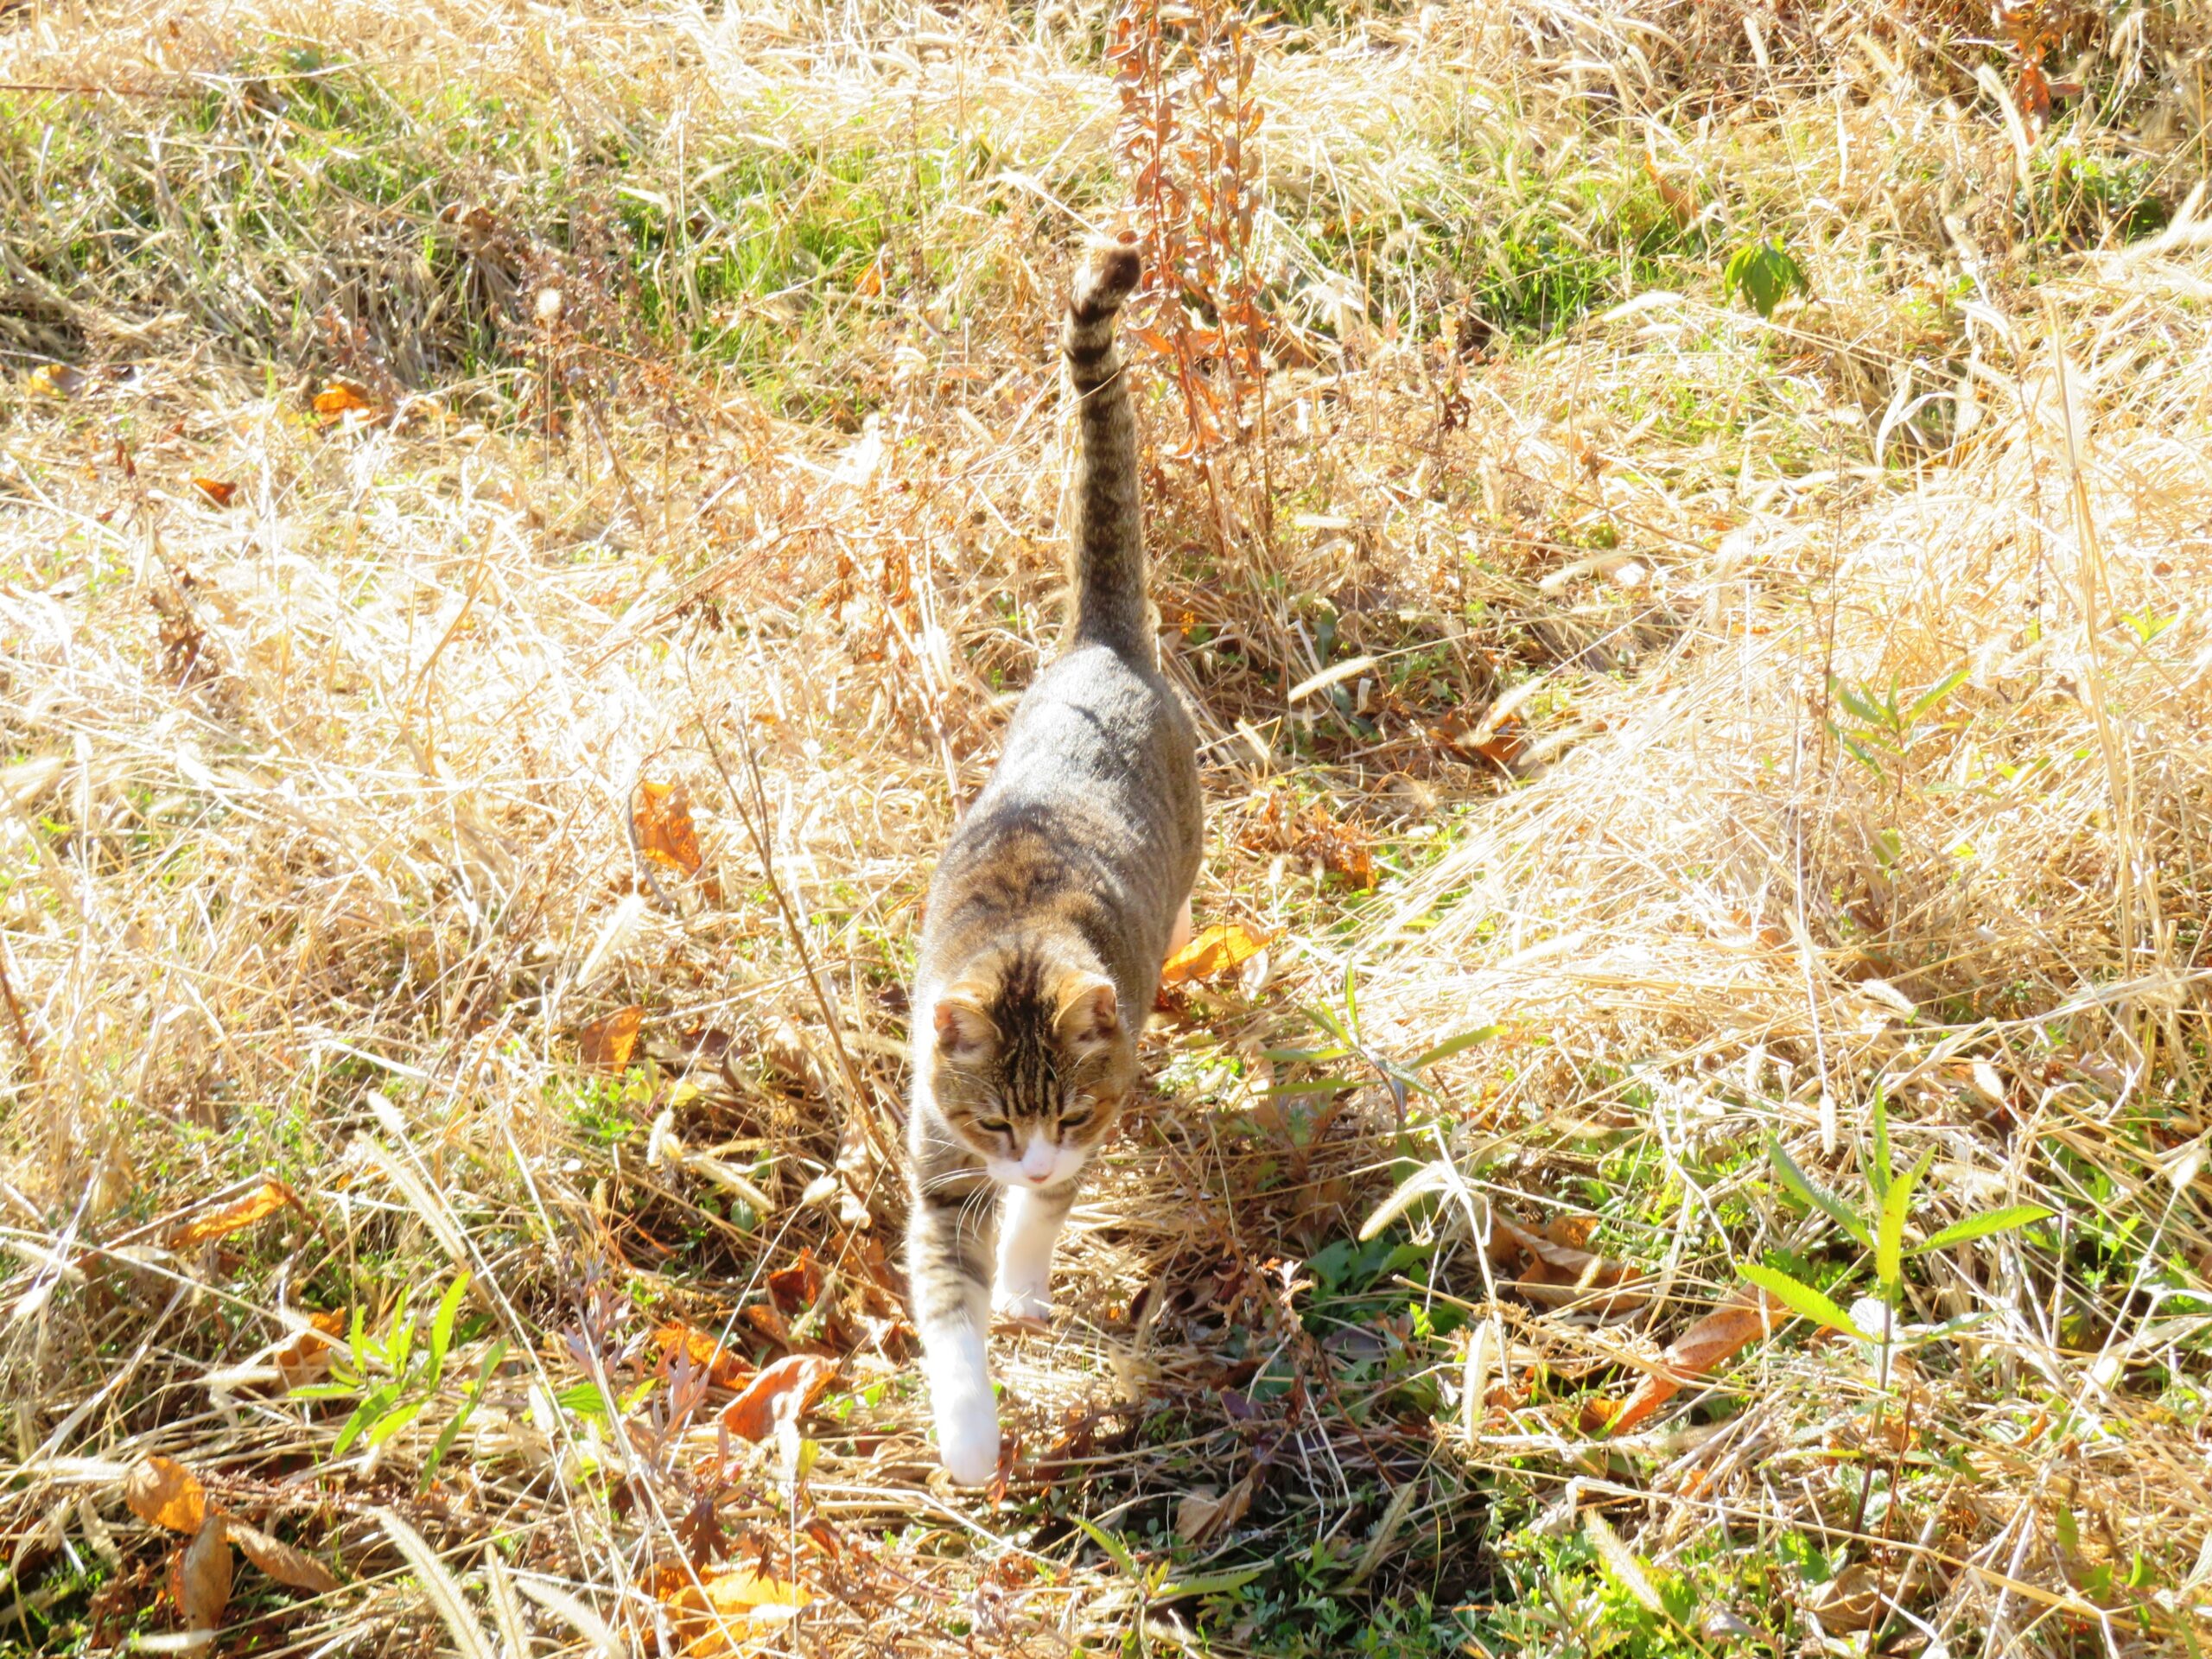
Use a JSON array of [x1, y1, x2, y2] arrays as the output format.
[[907, 1177, 1001, 1484], [994, 1182, 1075, 1325]]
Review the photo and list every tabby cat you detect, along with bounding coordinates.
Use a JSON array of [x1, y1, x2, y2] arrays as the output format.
[[905, 237, 1203, 1484]]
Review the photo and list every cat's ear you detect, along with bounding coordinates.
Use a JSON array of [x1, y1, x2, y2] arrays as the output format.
[[1053, 973, 1120, 1053], [932, 995, 998, 1066]]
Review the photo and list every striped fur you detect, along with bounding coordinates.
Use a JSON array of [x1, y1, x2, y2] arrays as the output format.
[[905, 237, 1204, 1484]]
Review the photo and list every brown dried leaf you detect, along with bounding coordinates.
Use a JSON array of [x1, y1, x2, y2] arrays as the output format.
[[170, 1512, 232, 1633], [741, 1300, 794, 1347], [168, 1180, 296, 1249], [2016, 60, 2052, 128], [1160, 923, 1274, 986], [312, 381, 376, 418], [766, 1249, 824, 1313], [578, 1005, 643, 1071], [653, 1562, 814, 1653], [28, 362, 86, 398], [275, 1309, 347, 1393], [1603, 1291, 1778, 1435], [192, 477, 238, 507], [1643, 155, 1697, 227], [125, 1456, 207, 1533], [232, 1522, 340, 1594], [1804, 1564, 1885, 1632], [650, 1320, 752, 1391], [634, 779, 703, 874], [1174, 1471, 1255, 1544], [721, 1354, 836, 1442]]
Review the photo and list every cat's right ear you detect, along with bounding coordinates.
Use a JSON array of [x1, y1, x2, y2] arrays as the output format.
[[931, 996, 998, 1067]]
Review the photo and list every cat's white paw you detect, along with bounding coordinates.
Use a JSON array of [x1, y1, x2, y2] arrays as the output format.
[[994, 1284, 1053, 1325], [934, 1389, 1001, 1486]]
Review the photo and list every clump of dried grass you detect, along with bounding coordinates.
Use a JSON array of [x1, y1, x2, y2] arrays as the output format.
[[2, 0, 2209, 1653]]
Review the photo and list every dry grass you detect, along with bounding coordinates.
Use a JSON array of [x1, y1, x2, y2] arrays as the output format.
[[3, 0, 2210, 1654]]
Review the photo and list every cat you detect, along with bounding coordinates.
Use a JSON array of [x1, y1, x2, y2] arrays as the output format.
[[904, 235, 1203, 1485]]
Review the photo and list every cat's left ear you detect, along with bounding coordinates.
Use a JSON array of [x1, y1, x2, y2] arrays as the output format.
[[1053, 973, 1120, 1052]]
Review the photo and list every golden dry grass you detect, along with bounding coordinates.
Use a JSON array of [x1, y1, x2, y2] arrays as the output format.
[[2, 0, 2210, 1654]]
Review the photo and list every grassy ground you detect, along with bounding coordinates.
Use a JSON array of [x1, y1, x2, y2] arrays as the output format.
[[3, 0, 2211, 1654]]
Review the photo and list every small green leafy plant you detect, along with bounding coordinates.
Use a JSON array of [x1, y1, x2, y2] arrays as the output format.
[[1721, 233, 1807, 318], [1265, 958, 1495, 1124], [1743, 1090, 2052, 1344], [1827, 664, 1969, 792], [293, 1273, 506, 1490]]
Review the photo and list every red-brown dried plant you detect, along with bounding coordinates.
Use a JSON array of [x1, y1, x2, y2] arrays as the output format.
[[1108, 0, 1273, 548]]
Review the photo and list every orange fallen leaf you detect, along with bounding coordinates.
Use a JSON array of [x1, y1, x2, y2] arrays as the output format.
[[275, 1309, 347, 1392], [193, 477, 238, 507], [126, 1456, 208, 1533], [1160, 923, 1274, 987], [1488, 1215, 1648, 1313], [232, 1522, 340, 1594], [312, 382, 376, 418], [28, 362, 86, 398], [170, 1511, 232, 1633], [766, 1249, 824, 1313], [1602, 1289, 1780, 1436], [635, 779, 703, 875], [1642, 155, 1697, 228], [168, 1180, 297, 1250], [650, 1321, 752, 1391], [578, 1006, 643, 1071], [654, 1562, 814, 1653], [721, 1354, 836, 1442]]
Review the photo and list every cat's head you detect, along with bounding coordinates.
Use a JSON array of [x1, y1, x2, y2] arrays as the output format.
[[923, 944, 1135, 1189]]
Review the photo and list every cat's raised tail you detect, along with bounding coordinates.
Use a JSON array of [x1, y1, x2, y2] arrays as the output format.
[[1063, 236, 1151, 664]]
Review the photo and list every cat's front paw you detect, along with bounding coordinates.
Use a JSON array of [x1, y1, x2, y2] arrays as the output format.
[[994, 1285, 1054, 1326], [934, 1390, 1001, 1486]]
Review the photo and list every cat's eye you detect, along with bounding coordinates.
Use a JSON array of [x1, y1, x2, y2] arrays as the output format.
[[976, 1117, 1012, 1135], [1059, 1109, 1093, 1129]]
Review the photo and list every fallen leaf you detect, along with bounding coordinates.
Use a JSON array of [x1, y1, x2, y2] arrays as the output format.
[[192, 477, 238, 507], [1541, 1215, 1598, 1250], [312, 381, 377, 418], [653, 1562, 814, 1655], [1160, 923, 1274, 987], [1602, 1290, 1779, 1435], [578, 1006, 644, 1071], [125, 1456, 208, 1533], [1804, 1563, 1885, 1632], [2015, 60, 2051, 128], [29, 362, 86, 398], [232, 1522, 340, 1594], [1175, 1472, 1255, 1543], [635, 779, 703, 874], [698, 1567, 812, 1616], [170, 1511, 232, 1632], [275, 1309, 348, 1392], [650, 1321, 752, 1390], [169, 1180, 297, 1250], [1643, 154, 1696, 228], [766, 1249, 824, 1313], [741, 1301, 794, 1347], [721, 1354, 836, 1442], [1488, 1215, 1648, 1312]]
